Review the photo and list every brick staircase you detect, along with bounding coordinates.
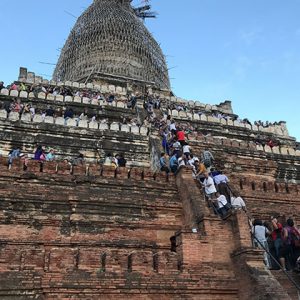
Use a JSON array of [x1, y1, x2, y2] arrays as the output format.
[[271, 271, 300, 300]]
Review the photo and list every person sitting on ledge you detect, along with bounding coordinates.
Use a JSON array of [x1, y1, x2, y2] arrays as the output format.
[[22, 103, 35, 120], [30, 84, 45, 98], [117, 153, 127, 167], [103, 153, 113, 166], [22, 103, 31, 114], [20, 153, 29, 171], [46, 149, 55, 161], [19, 82, 27, 92], [7, 147, 21, 168], [10, 83, 18, 91], [75, 112, 87, 126], [160, 152, 170, 174], [72, 153, 84, 166], [267, 139, 275, 149], [45, 105, 55, 117], [13, 99, 23, 113], [39, 149, 47, 161], [128, 94, 137, 110], [107, 94, 115, 103], [112, 154, 119, 169], [90, 115, 97, 123], [52, 87, 59, 96], [29, 104, 36, 120], [34, 145, 44, 161], [64, 107, 74, 125], [0, 81, 4, 90]]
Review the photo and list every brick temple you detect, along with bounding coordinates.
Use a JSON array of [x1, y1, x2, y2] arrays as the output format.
[[0, 0, 299, 299]]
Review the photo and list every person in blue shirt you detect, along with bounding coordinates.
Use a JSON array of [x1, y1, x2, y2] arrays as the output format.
[[169, 153, 179, 174], [8, 147, 21, 166], [46, 149, 55, 161], [159, 153, 170, 174]]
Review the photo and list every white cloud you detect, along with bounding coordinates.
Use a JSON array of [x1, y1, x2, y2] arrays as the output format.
[[239, 28, 262, 46]]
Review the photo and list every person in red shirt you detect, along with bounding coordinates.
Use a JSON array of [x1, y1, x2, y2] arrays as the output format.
[[176, 129, 185, 146], [271, 216, 286, 270], [267, 139, 275, 149]]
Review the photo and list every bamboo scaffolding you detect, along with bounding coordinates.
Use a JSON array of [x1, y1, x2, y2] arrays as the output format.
[[53, 0, 170, 90]]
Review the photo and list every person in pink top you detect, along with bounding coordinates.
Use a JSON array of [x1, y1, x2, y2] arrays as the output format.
[[10, 83, 18, 91]]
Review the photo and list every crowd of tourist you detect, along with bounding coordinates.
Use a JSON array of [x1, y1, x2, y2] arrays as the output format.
[[7, 146, 56, 170], [254, 134, 279, 149], [0, 96, 145, 129], [251, 217, 300, 272], [1, 83, 300, 275], [103, 153, 127, 169], [156, 116, 246, 219], [6, 145, 127, 172], [153, 114, 300, 274], [254, 120, 285, 128], [0, 81, 142, 109], [140, 98, 286, 153], [164, 98, 285, 131], [0, 81, 291, 135]]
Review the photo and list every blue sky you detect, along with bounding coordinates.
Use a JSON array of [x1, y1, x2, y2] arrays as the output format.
[[0, 0, 299, 140]]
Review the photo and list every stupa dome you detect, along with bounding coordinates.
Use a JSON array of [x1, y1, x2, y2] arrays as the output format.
[[53, 0, 170, 90]]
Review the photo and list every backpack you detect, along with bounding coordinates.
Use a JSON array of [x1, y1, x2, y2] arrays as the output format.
[[282, 226, 297, 245], [291, 227, 300, 248]]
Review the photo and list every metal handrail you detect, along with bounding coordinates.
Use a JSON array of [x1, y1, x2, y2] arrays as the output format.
[[226, 182, 300, 291], [198, 179, 300, 292], [249, 217, 300, 292]]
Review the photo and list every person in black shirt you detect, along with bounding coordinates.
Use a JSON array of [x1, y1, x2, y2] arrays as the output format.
[[118, 153, 127, 167], [46, 106, 55, 117]]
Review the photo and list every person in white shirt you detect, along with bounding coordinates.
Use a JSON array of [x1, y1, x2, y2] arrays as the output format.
[[169, 120, 177, 132], [231, 193, 246, 211], [187, 155, 195, 166], [29, 106, 35, 119], [177, 153, 186, 168], [172, 140, 181, 155], [202, 172, 217, 199], [251, 219, 271, 268], [214, 192, 230, 217], [183, 143, 191, 158]]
